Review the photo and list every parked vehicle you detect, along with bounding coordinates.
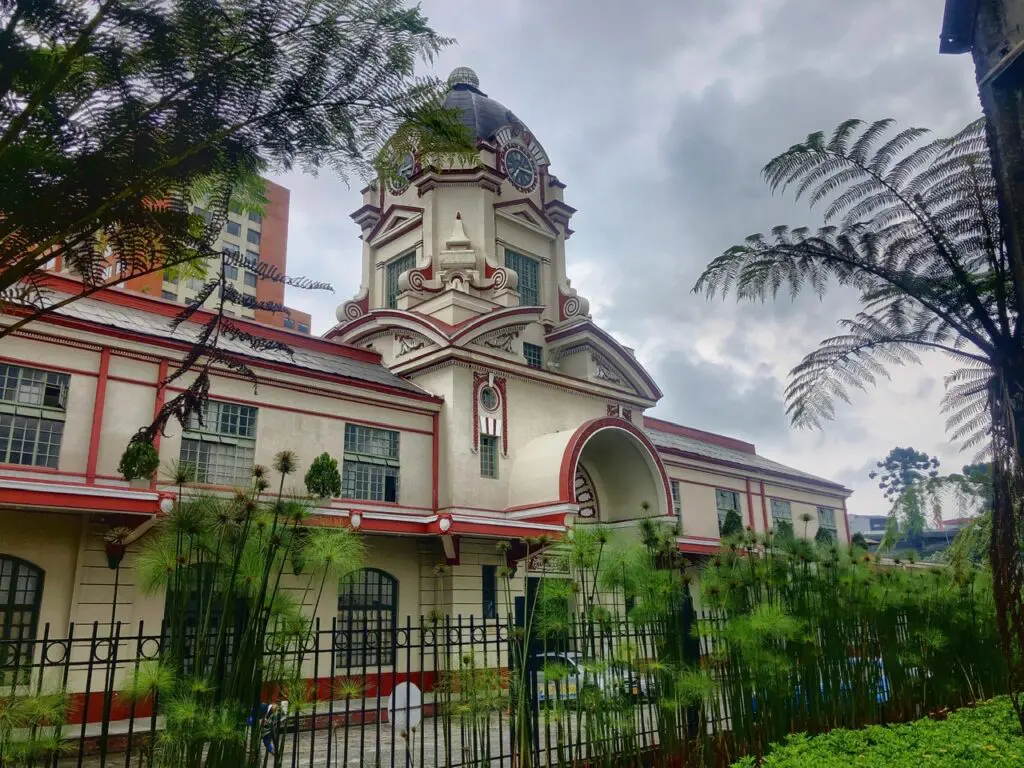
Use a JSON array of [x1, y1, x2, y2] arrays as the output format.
[[533, 651, 648, 704]]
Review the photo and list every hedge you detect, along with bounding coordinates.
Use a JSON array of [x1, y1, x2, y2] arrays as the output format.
[[732, 697, 1024, 767]]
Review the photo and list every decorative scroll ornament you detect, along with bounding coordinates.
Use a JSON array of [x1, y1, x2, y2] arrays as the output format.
[[606, 404, 633, 421], [575, 465, 599, 519], [397, 212, 519, 297], [337, 284, 369, 322], [558, 279, 591, 321]]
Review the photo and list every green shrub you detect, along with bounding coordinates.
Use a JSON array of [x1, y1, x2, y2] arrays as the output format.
[[732, 697, 1024, 767], [304, 452, 341, 498]]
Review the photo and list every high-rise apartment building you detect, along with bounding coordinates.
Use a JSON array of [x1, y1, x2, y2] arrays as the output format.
[[122, 179, 312, 333]]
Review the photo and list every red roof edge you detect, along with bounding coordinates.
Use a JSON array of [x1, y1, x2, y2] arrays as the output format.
[[36, 273, 383, 365], [643, 416, 757, 455]]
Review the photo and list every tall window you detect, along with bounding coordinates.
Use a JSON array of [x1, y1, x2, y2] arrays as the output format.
[[715, 489, 741, 534], [0, 555, 44, 684], [504, 249, 540, 306], [482, 565, 498, 619], [164, 565, 246, 678], [342, 424, 399, 502], [671, 480, 682, 517], [248, 211, 262, 224], [385, 252, 416, 309], [179, 400, 257, 486], [246, 229, 260, 245], [771, 499, 793, 530], [523, 342, 543, 369], [817, 507, 837, 539], [0, 364, 69, 468], [480, 434, 499, 478], [225, 220, 241, 237], [337, 569, 397, 667]]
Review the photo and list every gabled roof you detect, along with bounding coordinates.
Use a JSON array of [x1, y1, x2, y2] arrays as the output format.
[[644, 417, 849, 493], [20, 287, 432, 398]]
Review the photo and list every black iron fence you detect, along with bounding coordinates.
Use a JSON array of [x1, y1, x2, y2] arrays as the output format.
[[2, 614, 694, 768]]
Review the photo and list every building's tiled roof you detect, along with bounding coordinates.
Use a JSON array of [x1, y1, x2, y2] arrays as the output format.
[[645, 425, 848, 492], [52, 295, 429, 395]]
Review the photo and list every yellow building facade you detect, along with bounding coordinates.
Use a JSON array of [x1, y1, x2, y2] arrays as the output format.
[[0, 68, 850, 716]]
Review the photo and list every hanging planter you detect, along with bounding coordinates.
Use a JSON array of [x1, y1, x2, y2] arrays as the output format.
[[118, 435, 161, 488], [103, 526, 132, 570]]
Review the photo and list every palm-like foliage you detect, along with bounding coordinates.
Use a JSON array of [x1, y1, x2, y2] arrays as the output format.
[[0, 0, 476, 336], [693, 116, 1024, 725], [694, 118, 1012, 448]]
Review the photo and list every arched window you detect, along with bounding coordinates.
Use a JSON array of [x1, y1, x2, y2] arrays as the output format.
[[0, 555, 44, 683], [337, 568, 397, 668]]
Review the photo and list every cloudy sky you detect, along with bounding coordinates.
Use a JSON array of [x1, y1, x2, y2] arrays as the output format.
[[273, 0, 983, 519]]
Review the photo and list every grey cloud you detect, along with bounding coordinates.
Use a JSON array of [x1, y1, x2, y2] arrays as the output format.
[[273, 0, 984, 509]]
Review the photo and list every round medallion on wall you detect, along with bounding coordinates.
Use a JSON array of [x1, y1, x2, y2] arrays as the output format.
[[480, 386, 500, 412], [501, 144, 538, 193]]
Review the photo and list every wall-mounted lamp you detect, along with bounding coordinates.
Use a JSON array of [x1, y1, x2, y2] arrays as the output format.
[[350, 512, 362, 530]]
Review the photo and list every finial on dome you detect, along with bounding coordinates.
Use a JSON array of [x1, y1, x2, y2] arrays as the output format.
[[447, 211, 471, 249], [447, 66, 480, 90]]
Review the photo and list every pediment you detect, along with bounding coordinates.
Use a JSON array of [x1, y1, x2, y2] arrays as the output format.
[[546, 320, 662, 403], [494, 199, 558, 238], [368, 205, 424, 245]]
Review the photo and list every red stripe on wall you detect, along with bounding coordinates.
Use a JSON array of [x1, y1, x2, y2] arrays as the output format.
[[85, 348, 111, 484]]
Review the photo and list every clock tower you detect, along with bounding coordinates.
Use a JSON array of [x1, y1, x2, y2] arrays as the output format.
[[329, 67, 667, 519], [332, 67, 586, 333]]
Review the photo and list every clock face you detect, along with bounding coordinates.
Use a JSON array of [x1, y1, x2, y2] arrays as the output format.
[[503, 146, 537, 192], [388, 153, 416, 193]]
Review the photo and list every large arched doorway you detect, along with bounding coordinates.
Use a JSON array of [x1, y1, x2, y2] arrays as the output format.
[[563, 419, 671, 524]]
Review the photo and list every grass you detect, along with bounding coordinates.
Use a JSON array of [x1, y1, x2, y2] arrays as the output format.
[[732, 697, 1024, 767]]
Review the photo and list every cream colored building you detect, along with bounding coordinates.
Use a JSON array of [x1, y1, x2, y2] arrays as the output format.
[[0, 68, 850, 706]]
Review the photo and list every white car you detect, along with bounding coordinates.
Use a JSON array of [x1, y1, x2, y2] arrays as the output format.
[[533, 651, 648, 704]]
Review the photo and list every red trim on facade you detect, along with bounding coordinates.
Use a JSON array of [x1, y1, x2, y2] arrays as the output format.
[[558, 417, 673, 517], [0, 482, 166, 516], [744, 478, 756, 530], [34, 272, 383, 364], [431, 412, 439, 510], [86, 348, 110, 484], [644, 416, 756, 455], [165, 386, 434, 436], [760, 480, 769, 531], [396, 348, 655, 408], [32, 311, 440, 406], [493, 198, 559, 234], [150, 359, 169, 486], [544, 320, 663, 399], [677, 541, 720, 555], [661, 458, 849, 501], [0, 355, 97, 379], [657, 447, 849, 494]]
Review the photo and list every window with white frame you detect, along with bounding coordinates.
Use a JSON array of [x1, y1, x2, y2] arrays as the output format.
[[817, 506, 837, 539], [715, 489, 741, 534], [670, 480, 682, 517], [480, 434, 499, 478], [771, 499, 793, 530], [504, 249, 540, 306], [342, 424, 399, 502], [179, 400, 257, 486], [0, 364, 69, 468], [385, 252, 416, 309]]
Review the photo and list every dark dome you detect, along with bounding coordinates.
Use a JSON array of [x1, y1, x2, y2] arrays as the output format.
[[442, 67, 526, 143]]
